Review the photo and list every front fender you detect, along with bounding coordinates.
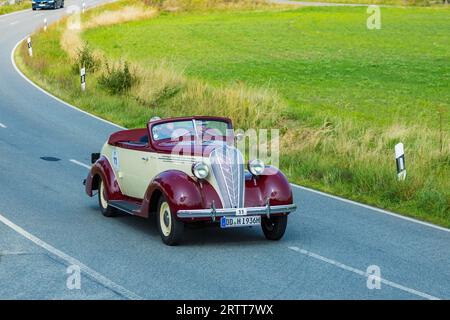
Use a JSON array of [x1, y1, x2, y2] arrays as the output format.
[[85, 156, 123, 200], [140, 170, 222, 220], [245, 166, 294, 207]]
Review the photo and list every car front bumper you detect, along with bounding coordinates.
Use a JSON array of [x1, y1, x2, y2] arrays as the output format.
[[177, 203, 297, 220], [32, 2, 55, 9]]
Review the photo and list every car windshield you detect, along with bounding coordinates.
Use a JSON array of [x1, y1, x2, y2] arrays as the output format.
[[152, 119, 230, 142]]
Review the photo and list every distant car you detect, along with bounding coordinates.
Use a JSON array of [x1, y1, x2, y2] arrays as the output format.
[[32, 0, 64, 10], [84, 116, 297, 245]]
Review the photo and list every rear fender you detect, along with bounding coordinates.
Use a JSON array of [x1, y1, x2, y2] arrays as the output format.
[[85, 156, 123, 200]]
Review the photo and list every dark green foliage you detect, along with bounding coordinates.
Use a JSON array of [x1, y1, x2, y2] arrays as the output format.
[[98, 61, 137, 94]]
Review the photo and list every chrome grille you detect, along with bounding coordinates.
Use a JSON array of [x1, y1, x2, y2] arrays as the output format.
[[209, 146, 245, 208]]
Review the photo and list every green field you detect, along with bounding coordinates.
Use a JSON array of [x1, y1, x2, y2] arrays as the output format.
[[83, 7, 450, 127], [16, 2, 450, 226], [0, 1, 30, 15], [295, 0, 446, 5]]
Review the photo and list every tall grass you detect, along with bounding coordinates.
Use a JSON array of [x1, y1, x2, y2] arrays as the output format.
[[143, 0, 275, 11], [131, 62, 287, 129], [282, 120, 449, 218]]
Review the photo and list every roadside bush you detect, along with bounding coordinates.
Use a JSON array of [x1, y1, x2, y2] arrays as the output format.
[[98, 61, 137, 94], [72, 45, 101, 74]]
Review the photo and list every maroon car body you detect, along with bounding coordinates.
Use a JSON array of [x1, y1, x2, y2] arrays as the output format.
[[85, 116, 296, 245]]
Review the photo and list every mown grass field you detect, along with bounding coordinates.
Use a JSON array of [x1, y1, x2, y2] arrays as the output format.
[[16, 1, 450, 226], [0, 0, 30, 15], [84, 7, 449, 126], [297, 0, 447, 5]]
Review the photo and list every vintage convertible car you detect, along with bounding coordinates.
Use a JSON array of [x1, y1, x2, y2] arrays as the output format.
[[84, 116, 296, 245]]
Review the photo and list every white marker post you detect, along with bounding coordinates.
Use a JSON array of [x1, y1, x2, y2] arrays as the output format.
[[82, 2, 86, 14], [395, 143, 406, 181], [80, 66, 86, 91], [44, 18, 48, 31], [27, 37, 33, 57]]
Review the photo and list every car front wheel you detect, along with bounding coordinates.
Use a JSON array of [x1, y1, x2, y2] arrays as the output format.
[[157, 196, 184, 246], [261, 215, 288, 240], [98, 178, 117, 217]]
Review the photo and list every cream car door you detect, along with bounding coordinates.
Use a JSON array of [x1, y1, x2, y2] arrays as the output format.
[[115, 148, 157, 199]]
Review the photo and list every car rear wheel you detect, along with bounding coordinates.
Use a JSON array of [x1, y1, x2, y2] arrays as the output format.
[[157, 196, 184, 246], [98, 178, 117, 217], [261, 215, 288, 240]]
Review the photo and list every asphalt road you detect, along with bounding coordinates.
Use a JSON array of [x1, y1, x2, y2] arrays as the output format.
[[1, 1, 450, 300]]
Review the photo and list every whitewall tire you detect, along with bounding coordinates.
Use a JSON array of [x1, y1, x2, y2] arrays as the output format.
[[98, 178, 117, 217], [157, 196, 184, 246]]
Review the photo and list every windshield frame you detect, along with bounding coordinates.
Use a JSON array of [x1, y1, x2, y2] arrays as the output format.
[[148, 116, 233, 148]]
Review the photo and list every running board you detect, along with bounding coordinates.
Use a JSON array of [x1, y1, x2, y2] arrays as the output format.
[[109, 200, 141, 215]]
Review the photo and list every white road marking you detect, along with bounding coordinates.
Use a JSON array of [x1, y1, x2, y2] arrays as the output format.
[[0, 123, 6, 128], [288, 246, 440, 300], [70, 159, 91, 169], [10, 34, 449, 235], [0, 213, 142, 300], [291, 183, 450, 233], [9, 20, 19, 25]]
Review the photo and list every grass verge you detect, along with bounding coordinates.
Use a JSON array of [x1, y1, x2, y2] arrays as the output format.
[[15, 0, 450, 227], [0, 0, 30, 15]]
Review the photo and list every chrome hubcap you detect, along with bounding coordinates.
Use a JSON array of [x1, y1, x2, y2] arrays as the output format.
[[159, 202, 171, 237], [163, 211, 170, 227]]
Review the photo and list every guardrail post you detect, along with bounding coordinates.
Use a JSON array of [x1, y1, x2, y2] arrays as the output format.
[[395, 143, 406, 181], [27, 37, 32, 57], [80, 65, 86, 91]]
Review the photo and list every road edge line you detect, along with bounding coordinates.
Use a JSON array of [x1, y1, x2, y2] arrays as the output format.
[[0, 213, 142, 300], [291, 183, 450, 233], [0, 8, 29, 19], [11, 37, 125, 130]]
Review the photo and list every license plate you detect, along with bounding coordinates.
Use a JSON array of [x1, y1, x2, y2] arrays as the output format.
[[220, 215, 261, 228]]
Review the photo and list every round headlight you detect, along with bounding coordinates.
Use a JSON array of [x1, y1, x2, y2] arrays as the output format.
[[248, 159, 265, 176], [192, 162, 209, 179]]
